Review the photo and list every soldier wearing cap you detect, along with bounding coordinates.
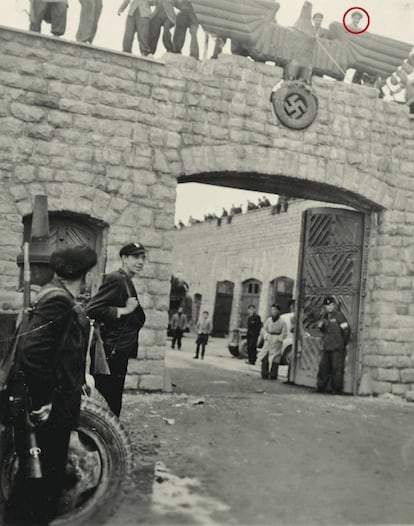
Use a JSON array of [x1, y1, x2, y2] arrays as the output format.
[[316, 296, 351, 394], [5, 244, 97, 524], [86, 242, 146, 417]]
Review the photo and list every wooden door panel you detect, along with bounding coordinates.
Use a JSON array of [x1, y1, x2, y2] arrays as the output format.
[[293, 208, 366, 394]]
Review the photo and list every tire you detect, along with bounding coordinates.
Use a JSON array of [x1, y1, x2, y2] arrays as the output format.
[[239, 340, 248, 360], [281, 345, 292, 366], [1, 398, 133, 526]]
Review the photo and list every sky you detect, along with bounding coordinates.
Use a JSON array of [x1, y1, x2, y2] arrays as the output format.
[[2, 0, 414, 223]]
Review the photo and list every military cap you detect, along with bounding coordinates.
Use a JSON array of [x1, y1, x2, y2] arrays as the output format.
[[119, 242, 146, 257], [351, 11, 363, 19], [323, 296, 335, 306], [50, 244, 97, 280], [312, 12, 324, 19]]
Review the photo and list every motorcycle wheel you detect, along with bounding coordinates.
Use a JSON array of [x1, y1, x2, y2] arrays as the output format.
[[1, 397, 133, 525]]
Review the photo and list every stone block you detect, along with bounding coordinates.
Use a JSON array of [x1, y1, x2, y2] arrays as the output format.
[[27, 124, 55, 141], [391, 383, 408, 396], [124, 374, 139, 390], [10, 102, 45, 123], [0, 117, 24, 136], [370, 380, 392, 394], [377, 368, 400, 382], [14, 165, 35, 183], [401, 369, 414, 383], [138, 374, 164, 391]]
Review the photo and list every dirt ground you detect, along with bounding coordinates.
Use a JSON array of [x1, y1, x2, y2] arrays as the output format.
[[110, 337, 414, 526]]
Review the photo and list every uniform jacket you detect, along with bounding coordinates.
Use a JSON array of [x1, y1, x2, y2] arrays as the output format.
[[86, 269, 146, 360], [318, 310, 350, 351], [247, 313, 262, 338], [14, 278, 89, 429], [152, 0, 176, 23], [171, 312, 187, 331]]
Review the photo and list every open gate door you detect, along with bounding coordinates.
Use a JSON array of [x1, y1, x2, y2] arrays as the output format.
[[292, 208, 368, 394]]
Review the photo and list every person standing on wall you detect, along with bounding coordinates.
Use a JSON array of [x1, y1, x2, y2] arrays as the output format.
[[76, 0, 103, 44], [86, 242, 146, 417], [148, 0, 176, 54], [173, 0, 199, 60], [193, 311, 212, 360], [246, 304, 262, 365], [29, 0, 68, 36], [118, 0, 153, 56], [171, 306, 187, 350], [316, 296, 350, 394], [4, 245, 97, 524]]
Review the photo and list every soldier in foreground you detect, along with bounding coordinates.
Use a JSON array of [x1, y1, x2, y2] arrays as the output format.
[[86, 242, 146, 417], [316, 296, 350, 394], [4, 244, 97, 524]]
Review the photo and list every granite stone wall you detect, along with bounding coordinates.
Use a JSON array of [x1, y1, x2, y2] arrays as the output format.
[[0, 26, 413, 397]]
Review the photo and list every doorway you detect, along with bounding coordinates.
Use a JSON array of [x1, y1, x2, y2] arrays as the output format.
[[212, 280, 234, 337], [292, 207, 369, 394], [240, 279, 262, 328]]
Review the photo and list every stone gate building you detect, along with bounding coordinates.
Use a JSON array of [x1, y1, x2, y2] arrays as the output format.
[[0, 26, 413, 397]]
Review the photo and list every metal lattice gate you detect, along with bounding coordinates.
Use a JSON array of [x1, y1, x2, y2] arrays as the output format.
[[292, 207, 369, 394]]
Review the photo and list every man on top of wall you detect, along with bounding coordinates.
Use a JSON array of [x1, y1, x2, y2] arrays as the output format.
[[29, 0, 68, 37], [118, 0, 153, 56]]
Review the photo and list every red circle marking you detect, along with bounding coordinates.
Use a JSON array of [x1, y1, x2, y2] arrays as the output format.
[[342, 7, 370, 34]]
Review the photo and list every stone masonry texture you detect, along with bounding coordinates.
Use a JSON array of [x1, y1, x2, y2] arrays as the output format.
[[0, 27, 413, 397]]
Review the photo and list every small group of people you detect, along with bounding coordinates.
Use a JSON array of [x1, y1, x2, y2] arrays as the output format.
[[245, 296, 350, 393], [169, 307, 212, 359], [2, 240, 147, 523], [178, 196, 282, 228], [28, 0, 200, 59], [245, 303, 292, 380]]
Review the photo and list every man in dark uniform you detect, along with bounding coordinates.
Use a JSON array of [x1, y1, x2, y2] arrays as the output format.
[[86, 242, 146, 417], [246, 304, 262, 365], [5, 244, 97, 524], [316, 296, 351, 394]]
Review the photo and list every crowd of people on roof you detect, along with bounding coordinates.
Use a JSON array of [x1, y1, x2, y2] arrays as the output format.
[[27, 0, 201, 60], [176, 195, 290, 229], [25, 3, 391, 90]]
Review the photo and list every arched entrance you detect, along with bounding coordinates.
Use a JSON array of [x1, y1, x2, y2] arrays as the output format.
[[177, 147, 382, 393], [22, 211, 108, 298]]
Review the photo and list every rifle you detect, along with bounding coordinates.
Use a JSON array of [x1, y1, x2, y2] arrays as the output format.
[[8, 241, 43, 479]]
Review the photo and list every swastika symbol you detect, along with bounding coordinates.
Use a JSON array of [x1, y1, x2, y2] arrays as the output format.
[[284, 94, 307, 119]]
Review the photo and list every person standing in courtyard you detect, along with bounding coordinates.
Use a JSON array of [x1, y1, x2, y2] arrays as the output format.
[[29, 0, 68, 36], [258, 304, 287, 380], [194, 311, 212, 359], [246, 304, 262, 365], [86, 242, 146, 417], [118, 0, 153, 56], [316, 296, 350, 394], [171, 306, 187, 350]]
